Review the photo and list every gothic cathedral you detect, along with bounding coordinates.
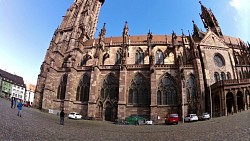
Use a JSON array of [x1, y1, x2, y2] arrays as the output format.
[[34, 0, 250, 121]]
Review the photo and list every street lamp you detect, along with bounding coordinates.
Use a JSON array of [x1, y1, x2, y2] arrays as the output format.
[[181, 69, 185, 123], [205, 69, 212, 118], [209, 83, 212, 119]]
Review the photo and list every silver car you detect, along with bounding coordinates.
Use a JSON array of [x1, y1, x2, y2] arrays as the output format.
[[68, 112, 82, 119], [184, 114, 198, 122], [199, 113, 210, 120]]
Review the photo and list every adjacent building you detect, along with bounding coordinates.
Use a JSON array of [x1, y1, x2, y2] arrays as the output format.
[[25, 84, 36, 105], [0, 69, 26, 100], [34, 0, 250, 121]]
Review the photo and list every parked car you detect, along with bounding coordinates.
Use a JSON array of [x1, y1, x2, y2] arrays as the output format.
[[199, 113, 210, 120], [184, 114, 198, 122], [68, 112, 82, 119], [165, 114, 179, 125], [125, 114, 145, 125], [23, 101, 31, 107]]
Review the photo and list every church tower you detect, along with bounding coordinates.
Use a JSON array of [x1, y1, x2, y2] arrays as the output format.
[[34, 0, 105, 109], [199, 1, 223, 37]]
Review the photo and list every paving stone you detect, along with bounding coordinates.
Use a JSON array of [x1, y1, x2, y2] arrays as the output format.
[[0, 98, 249, 141]]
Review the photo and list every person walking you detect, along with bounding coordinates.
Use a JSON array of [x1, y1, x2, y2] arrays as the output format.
[[13, 98, 17, 108], [60, 109, 65, 125], [17, 100, 23, 117], [11, 97, 14, 108]]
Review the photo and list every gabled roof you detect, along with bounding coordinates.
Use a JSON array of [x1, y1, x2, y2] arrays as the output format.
[[0, 69, 25, 86], [223, 36, 242, 45], [199, 30, 228, 48]]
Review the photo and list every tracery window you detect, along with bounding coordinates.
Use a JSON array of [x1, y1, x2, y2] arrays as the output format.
[[186, 75, 196, 101], [214, 72, 220, 82], [81, 54, 92, 66], [243, 71, 247, 78], [115, 52, 121, 65], [100, 73, 119, 102], [128, 74, 150, 105], [214, 54, 225, 67], [239, 71, 243, 79], [221, 72, 226, 80], [227, 72, 231, 80], [102, 53, 109, 65], [135, 49, 144, 64], [57, 74, 68, 100], [157, 74, 177, 105], [76, 74, 90, 102], [155, 50, 164, 64]]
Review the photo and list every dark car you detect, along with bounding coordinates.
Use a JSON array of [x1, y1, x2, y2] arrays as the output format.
[[165, 114, 179, 125], [125, 114, 145, 125]]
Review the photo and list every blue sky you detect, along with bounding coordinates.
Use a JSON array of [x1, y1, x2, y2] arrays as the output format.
[[0, 0, 249, 85]]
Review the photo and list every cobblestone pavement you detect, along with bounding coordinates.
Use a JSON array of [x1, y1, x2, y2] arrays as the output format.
[[0, 98, 249, 141]]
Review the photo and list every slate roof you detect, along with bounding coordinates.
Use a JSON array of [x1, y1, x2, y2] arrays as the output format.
[[0, 69, 25, 87]]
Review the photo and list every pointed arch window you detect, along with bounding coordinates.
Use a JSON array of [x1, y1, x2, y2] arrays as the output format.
[[227, 72, 231, 80], [243, 71, 247, 78], [214, 54, 225, 67], [221, 72, 226, 80], [186, 76, 196, 101], [102, 53, 110, 65], [157, 90, 161, 105], [81, 54, 92, 66], [135, 49, 144, 64], [115, 52, 121, 65], [155, 50, 164, 64], [128, 74, 150, 105], [57, 74, 68, 100], [214, 72, 220, 82], [239, 71, 243, 79], [157, 74, 177, 105], [76, 74, 90, 102], [100, 73, 119, 102]]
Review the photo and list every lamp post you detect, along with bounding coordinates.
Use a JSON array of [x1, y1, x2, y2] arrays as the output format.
[[205, 69, 212, 119], [209, 83, 212, 119], [181, 72, 185, 123], [182, 80, 185, 123]]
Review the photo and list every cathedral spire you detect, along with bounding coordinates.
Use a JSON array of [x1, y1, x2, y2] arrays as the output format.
[[98, 23, 106, 49], [172, 31, 177, 45], [192, 20, 200, 36], [147, 29, 153, 44], [199, 1, 223, 37], [123, 21, 129, 44], [99, 23, 106, 38]]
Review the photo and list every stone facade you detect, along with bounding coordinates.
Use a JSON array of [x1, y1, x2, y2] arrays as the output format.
[[34, 1, 250, 121]]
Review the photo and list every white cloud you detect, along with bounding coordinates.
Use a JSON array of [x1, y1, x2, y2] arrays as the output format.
[[229, 0, 250, 41], [234, 16, 237, 22], [230, 0, 241, 9]]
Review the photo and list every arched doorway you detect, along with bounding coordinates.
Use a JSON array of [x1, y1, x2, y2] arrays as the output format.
[[97, 101, 103, 119], [237, 91, 244, 111], [105, 102, 112, 121], [214, 95, 220, 117], [104, 101, 118, 121], [226, 92, 234, 114], [98, 73, 119, 121]]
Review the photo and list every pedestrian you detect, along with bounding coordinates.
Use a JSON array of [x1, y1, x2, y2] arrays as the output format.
[[13, 98, 17, 108], [17, 100, 23, 117], [11, 97, 14, 108], [60, 109, 65, 125]]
